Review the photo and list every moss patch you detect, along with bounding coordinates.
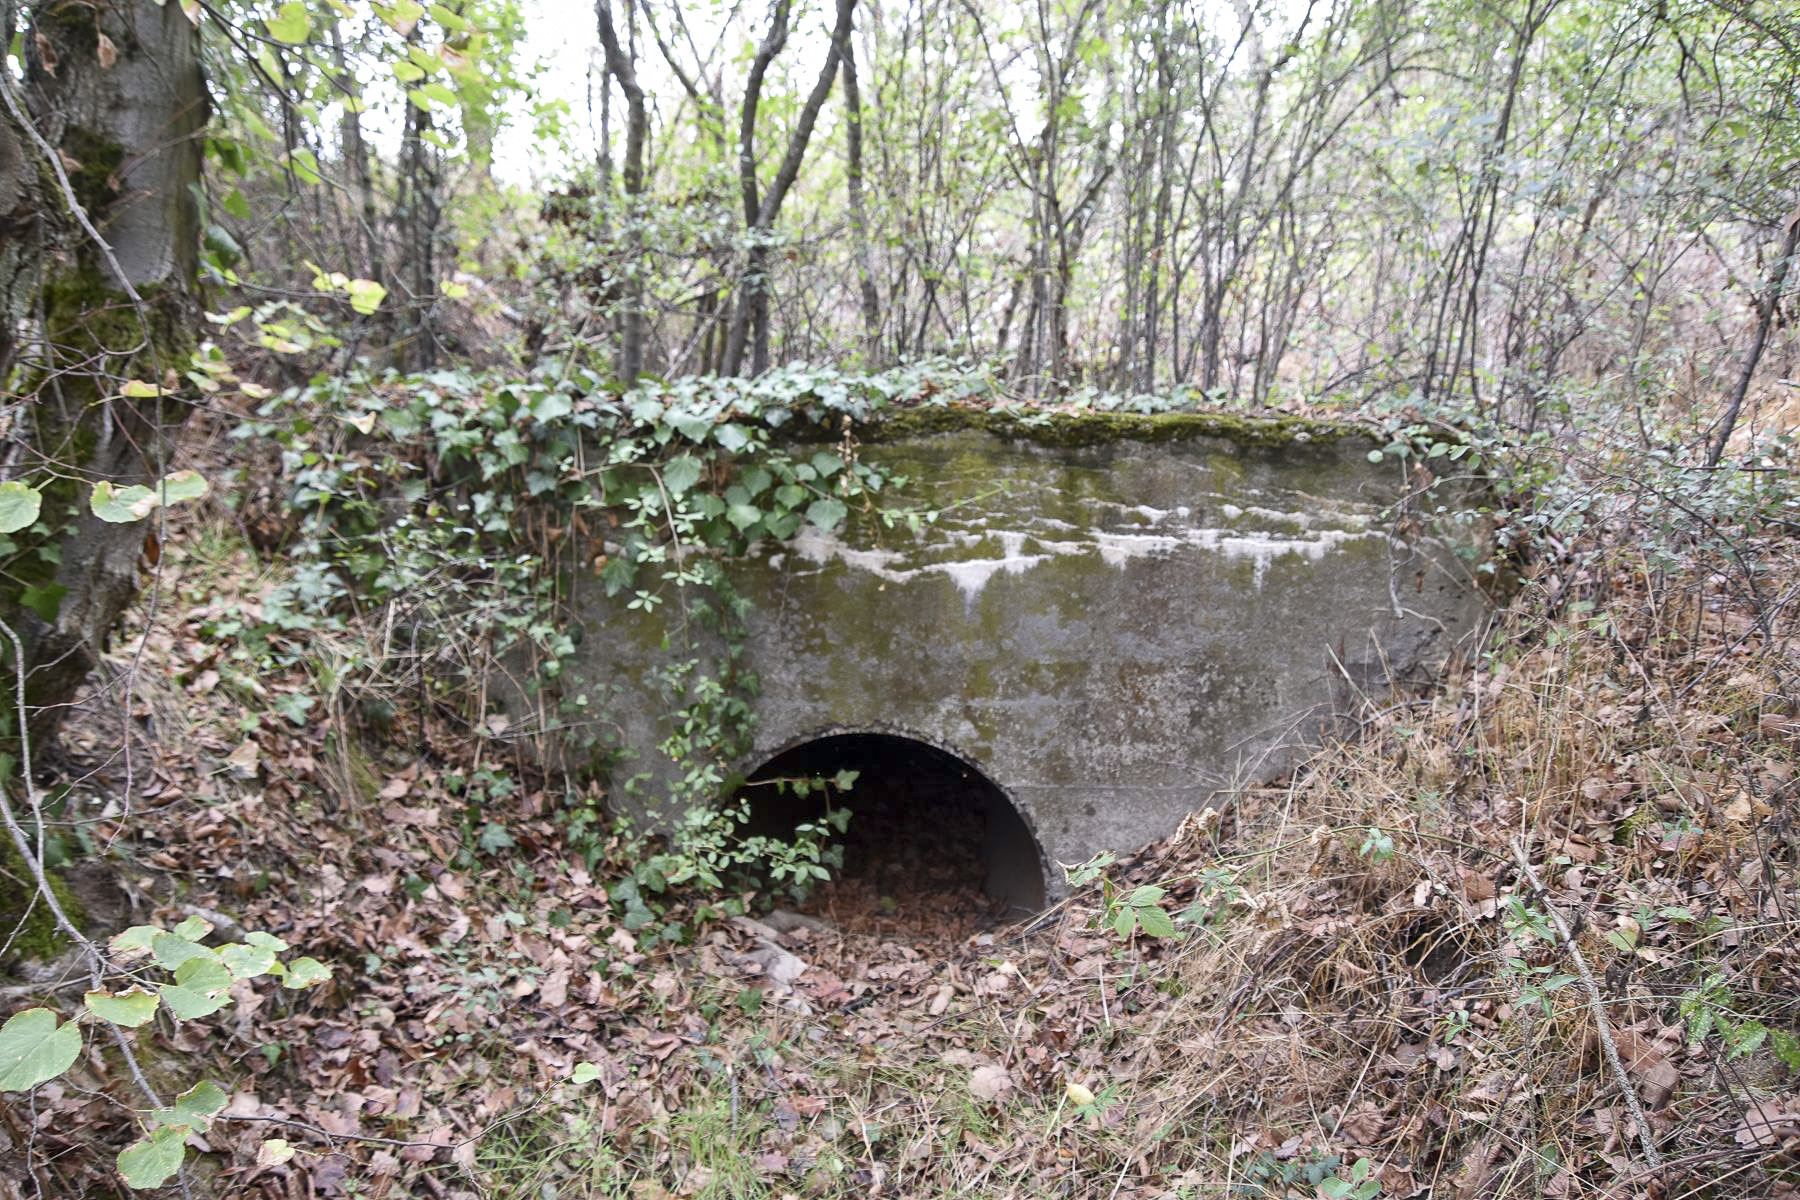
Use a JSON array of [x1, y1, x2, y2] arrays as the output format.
[[58, 127, 126, 214], [0, 837, 84, 964], [789, 403, 1366, 451]]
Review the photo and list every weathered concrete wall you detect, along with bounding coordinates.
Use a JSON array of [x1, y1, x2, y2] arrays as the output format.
[[566, 410, 1490, 898]]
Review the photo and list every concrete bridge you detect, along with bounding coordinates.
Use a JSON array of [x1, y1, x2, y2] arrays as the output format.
[[553, 409, 1491, 909]]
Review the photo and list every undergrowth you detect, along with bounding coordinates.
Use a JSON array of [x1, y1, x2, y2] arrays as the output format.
[[6, 384, 1799, 1198], [453, 534, 1800, 1200]]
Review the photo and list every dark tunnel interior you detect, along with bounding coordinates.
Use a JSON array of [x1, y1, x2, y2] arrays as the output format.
[[735, 733, 1047, 923]]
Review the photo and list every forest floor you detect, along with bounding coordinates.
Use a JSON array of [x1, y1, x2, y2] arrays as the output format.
[[6, 507, 1800, 1200]]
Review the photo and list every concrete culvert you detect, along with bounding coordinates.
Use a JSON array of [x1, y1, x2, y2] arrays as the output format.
[[524, 414, 1493, 886], [736, 732, 1048, 925]]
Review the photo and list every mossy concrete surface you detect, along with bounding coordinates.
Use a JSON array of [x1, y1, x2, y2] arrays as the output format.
[[788, 404, 1361, 449], [568, 418, 1491, 900]]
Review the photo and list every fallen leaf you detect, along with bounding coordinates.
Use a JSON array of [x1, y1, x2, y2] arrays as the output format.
[[540, 967, 569, 1008], [969, 1064, 1013, 1102], [1735, 1098, 1800, 1148], [224, 740, 260, 780], [1613, 1029, 1678, 1107], [1461, 870, 1495, 903]]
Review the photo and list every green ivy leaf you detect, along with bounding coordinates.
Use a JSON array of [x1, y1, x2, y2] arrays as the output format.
[[90, 481, 159, 523], [346, 278, 387, 315], [157, 985, 228, 1021], [83, 988, 160, 1028], [150, 931, 213, 972], [661, 456, 703, 496], [159, 956, 232, 1020], [158, 470, 209, 507], [172, 915, 211, 940], [19, 583, 64, 623], [805, 498, 847, 530], [219, 942, 277, 981], [726, 502, 762, 531], [570, 1061, 601, 1084], [532, 392, 573, 423], [0, 481, 42, 533], [117, 1126, 187, 1189], [0, 1008, 82, 1091], [152, 1079, 228, 1132], [278, 957, 332, 989], [267, 0, 311, 44], [109, 926, 161, 956]]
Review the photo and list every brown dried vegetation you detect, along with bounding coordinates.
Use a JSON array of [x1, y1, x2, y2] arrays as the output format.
[[3, 507, 1799, 1200]]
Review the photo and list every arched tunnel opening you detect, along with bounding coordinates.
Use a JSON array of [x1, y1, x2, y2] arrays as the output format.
[[735, 733, 1047, 927]]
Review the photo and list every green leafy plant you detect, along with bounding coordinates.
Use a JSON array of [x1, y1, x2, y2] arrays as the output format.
[[1236, 1148, 1360, 1198], [1320, 1156, 1383, 1200], [1679, 972, 1800, 1065], [1501, 896, 1557, 945], [1065, 855, 1181, 940], [1506, 959, 1578, 1016], [1111, 885, 1179, 939], [235, 362, 952, 913], [1357, 826, 1396, 865], [0, 916, 328, 1187], [1175, 866, 1246, 930]]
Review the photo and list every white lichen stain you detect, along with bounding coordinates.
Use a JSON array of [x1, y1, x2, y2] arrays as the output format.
[[787, 502, 1391, 600], [789, 528, 1047, 599]]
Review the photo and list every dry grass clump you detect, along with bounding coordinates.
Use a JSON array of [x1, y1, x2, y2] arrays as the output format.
[[1032, 539, 1800, 1199]]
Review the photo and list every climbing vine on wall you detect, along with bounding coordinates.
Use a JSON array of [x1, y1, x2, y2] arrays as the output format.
[[236, 360, 999, 894]]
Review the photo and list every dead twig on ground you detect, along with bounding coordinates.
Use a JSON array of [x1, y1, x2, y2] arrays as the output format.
[[1510, 837, 1664, 1173]]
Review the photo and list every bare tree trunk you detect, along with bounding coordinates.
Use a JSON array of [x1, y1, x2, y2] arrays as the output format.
[[840, 16, 881, 364], [395, 54, 444, 370], [0, 100, 30, 384], [1707, 205, 1800, 467], [596, 0, 648, 383], [329, 18, 382, 286], [3, 0, 205, 741], [721, 0, 857, 376]]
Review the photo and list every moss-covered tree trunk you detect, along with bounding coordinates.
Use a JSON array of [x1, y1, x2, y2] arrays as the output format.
[[4, 0, 205, 744]]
